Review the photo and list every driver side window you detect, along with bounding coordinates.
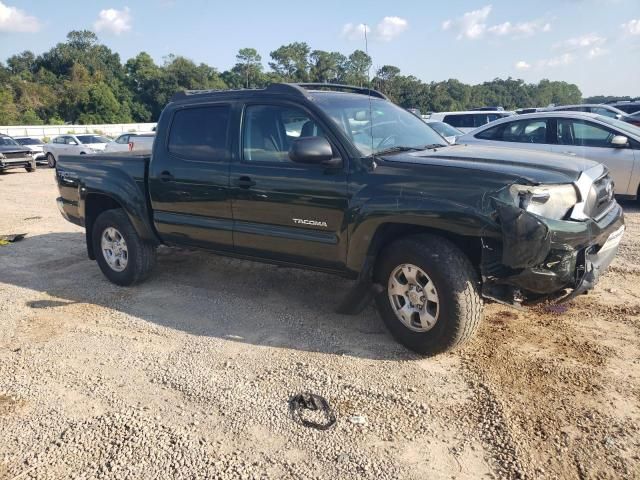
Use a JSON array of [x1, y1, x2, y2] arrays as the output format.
[[242, 105, 326, 163], [558, 120, 614, 148]]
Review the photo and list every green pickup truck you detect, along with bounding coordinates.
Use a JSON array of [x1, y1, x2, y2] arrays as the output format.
[[55, 83, 624, 355]]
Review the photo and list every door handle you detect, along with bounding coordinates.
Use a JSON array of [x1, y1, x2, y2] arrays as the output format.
[[159, 171, 174, 182], [234, 176, 256, 188]]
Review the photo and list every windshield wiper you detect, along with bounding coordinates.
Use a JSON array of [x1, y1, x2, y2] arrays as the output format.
[[372, 146, 423, 156], [418, 143, 448, 149]]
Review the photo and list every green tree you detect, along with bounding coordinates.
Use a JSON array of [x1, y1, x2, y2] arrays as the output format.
[[309, 51, 346, 83], [233, 48, 262, 88], [269, 42, 310, 81], [343, 50, 371, 87]]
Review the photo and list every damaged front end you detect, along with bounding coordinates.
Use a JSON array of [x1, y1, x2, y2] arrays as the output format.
[[480, 164, 624, 307]]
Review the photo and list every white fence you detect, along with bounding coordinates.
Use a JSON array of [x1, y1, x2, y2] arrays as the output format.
[[0, 123, 157, 139]]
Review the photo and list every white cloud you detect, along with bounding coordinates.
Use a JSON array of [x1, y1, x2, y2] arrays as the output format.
[[515, 60, 531, 71], [443, 5, 550, 40], [587, 47, 608, 59], [376, 16, 408, 41], [622, 19, 640, 35], [342, 16, 408, 42], [93, 7, 132, 35], [553, 33, 608, 60], [442, 5, 492, 40], [341, 22, 371, 41], [555, 33, 606, 51], [538, 53, 574, 68], [0, 1, 41, 32], [488, 20, 551, 37]]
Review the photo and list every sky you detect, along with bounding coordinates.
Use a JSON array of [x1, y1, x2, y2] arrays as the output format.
[[1, 0, 639, 97]]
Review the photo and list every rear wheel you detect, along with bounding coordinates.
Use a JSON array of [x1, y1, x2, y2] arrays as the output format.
[[46, 153, 56, 168], [374, 234, 483, 355], [92, 209, 156, 286]]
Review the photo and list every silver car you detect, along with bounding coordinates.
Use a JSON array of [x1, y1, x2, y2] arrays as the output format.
[[457, 112, 640, 198]]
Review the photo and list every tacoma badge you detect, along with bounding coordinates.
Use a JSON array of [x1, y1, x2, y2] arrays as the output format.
[[293, 218, 328, 227]]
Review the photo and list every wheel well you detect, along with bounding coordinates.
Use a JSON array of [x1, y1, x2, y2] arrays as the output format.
[[368, 223, 482, 275], [85, 194, 123, 260]]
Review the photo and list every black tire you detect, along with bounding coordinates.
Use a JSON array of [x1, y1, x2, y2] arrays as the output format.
[[25, 161, 36, 172], [46, 153, 56, 168], [374, 234, 483, 355], [92, 209, 156, 286]]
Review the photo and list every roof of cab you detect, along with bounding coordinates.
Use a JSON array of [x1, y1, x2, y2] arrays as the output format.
[[169, 83, 389, 104]]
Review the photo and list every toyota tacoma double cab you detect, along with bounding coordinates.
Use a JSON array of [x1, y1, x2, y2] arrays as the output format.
[[55, 83, 625, 355]]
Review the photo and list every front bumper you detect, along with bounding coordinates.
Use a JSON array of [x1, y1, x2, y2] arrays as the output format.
[[482, 202, 625, 305], [0, 157, 35, 170]]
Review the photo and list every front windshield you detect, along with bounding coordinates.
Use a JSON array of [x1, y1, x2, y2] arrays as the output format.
[[313, 93, 447, 156], [16, 138, 43, 145], [595, 115, 640, 138], [428, 121, 462, 138], [77, 135, 111, 144], [0, 136, 20, 146]]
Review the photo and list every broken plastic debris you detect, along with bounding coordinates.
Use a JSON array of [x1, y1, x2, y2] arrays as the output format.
[[348, 415, 368, 425], [0, 233, 26, 245], [289, 393, 336, 431]]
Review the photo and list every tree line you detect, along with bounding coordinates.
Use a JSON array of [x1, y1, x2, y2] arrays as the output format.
[[0, 30, 620, 126]]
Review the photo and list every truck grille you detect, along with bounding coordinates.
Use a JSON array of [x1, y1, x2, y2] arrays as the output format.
[[2, 152, 29, 160], [587, 174, 615, 220]]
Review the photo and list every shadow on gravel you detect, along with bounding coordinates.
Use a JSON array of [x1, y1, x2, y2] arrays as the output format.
[[1, 232, 414, 361], [618, 199, 640, 214]]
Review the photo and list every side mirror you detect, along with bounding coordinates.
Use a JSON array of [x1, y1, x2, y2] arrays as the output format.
[[611, 135, 628, 147], [289, 136, 337, 166]]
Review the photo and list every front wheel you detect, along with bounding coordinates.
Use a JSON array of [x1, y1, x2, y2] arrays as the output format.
[[374, 234, 483, 355], [46, 153, 56, 168], [92, 209, 157, 286]]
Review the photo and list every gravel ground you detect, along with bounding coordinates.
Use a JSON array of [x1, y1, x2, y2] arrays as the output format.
[[1, 168, 639, 479]]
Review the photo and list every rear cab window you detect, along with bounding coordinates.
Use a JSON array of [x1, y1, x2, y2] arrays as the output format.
[[168, 105, 231, 162]]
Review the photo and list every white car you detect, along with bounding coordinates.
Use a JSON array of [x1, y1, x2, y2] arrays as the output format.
[[127, 133, 155, 152], [424, 120, 464, 144], [428, 110, 513, 134], [456, 111, 640, 198], [103, 132, 155, 153], [44, 134, 112, 168], [13, 136, 46, 164]]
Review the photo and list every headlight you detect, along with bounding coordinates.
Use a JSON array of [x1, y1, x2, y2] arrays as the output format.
[[509, 183, 578, 220]]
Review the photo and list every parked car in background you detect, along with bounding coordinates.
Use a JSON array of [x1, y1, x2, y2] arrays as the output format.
[[604, 100, 640, 115], [128, 133, 155, 152], [424, 120, 463, 144], [550, 104, 630, 121], [13, 136, 46, 164], [0, 134, 36, 173], [104, 133, 155, 153], [626, 111, 640, 128], [515, 107, 548, 115], [44, 134, 112, 168], [428, 110, 513, 133], [457, 111, 640, 198]]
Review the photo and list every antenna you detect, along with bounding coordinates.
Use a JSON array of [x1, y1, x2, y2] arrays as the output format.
[[364, 24, 375, 157]]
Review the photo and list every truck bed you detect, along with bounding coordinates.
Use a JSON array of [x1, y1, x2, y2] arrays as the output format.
[[56, 152, 152, 231]]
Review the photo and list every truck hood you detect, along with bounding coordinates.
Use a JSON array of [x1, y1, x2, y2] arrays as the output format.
[[0, 145, 31, 155], [381, 144, 599, 184]]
